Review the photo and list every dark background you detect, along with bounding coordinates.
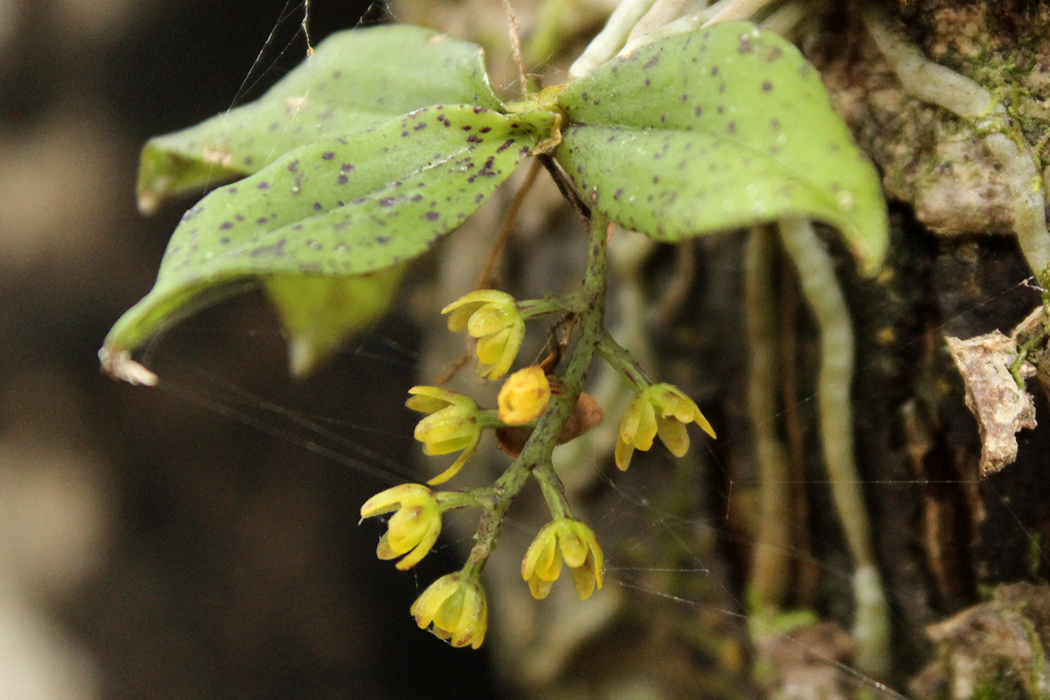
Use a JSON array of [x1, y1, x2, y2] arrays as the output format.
[[0, 1, 503, 697]]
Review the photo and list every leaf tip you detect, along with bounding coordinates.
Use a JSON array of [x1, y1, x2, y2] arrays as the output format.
[[287, 336, 320, 380], [137, 190, 161, 215], [99, 346, 158, 386]]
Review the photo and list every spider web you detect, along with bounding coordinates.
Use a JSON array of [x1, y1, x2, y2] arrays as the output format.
[[131, 2, 1050, 698]]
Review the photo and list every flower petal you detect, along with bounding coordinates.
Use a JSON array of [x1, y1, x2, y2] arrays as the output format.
[[475, 326, 512, 365], [614, 438, 635, 471], [558, 529, 589, 569], [632, 401, 658, 450], [568, 558, 598, 600], [386, 505, 430, 552], [433, 589, 465, 635], [467, 304, 514, 337], [441, 289, 514, 314], [655, 416, 690, 457], [426, 438, 478, 485], [527, 576, 553, 600], [444, 303, 482, 332], [395, 520, 440, 571]]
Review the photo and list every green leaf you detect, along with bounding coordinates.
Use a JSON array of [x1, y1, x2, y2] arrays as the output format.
[[265, 265, 406, 378], [104, 105, 543, 359], [138, 25, 503, 211], [554, 22, 888, 275]]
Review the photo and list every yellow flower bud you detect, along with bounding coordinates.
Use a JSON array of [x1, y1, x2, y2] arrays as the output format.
[[521, 518, 604, 600], [497, 366, 551, 425], [410, 573, 487, 649], [359, 484, 442, 570], [615, 383, 716, 471], [407, 386, 483, 485], [442, 290, 525, 379]]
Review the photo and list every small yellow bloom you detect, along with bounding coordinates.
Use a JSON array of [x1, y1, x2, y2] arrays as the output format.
[[521, 518, 604, 600], [407, 386, 483, 485], [442, 290, 525, 379], [410, 573, 487, 649], [359, 484, 442, 570], [615, 383, 716, 471], [497, 366, 551, 425]]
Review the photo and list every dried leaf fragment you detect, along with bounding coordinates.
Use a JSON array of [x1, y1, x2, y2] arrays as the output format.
[[945, 332, 1036, 476]]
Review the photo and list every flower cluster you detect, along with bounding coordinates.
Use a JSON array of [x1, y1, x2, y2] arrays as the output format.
[[362, 284, 716, 650]]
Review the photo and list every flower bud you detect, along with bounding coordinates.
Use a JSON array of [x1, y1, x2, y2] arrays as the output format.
[[498, 366, 551, 425]]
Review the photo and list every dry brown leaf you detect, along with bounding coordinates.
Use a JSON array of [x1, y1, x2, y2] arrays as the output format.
[[945, 332, 1036, 476]]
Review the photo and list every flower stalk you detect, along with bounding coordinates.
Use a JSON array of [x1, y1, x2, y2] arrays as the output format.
[[463, 212, 611, 577]]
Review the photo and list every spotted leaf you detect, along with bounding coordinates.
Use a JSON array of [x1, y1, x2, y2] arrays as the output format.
[[138, 25, 503, 211], [554, 22, 888, 275], [103, 105, 546, 360]]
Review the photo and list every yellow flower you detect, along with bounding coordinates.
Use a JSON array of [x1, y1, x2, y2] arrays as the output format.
[[521, 518, 604, 600], [615, 383, 716, 471], [442, 290, 525, 379], [410, 573, 487, 649], [497, 366, 551, 425], [407, 386, 483, 485], [359, 484, 442, 571]]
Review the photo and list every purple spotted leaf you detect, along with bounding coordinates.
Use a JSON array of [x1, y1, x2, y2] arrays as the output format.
[[138, 25, 503, 212], [102, 105, 548, 362], [554, 22, 888, 275]]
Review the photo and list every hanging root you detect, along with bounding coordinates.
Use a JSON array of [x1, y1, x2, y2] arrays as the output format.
[[744, 226, 794, 612], [777, 217, 891, 679], [702, 0, 780, 26], [570, 0, 660, 78], [863, 6, 1050, 278]]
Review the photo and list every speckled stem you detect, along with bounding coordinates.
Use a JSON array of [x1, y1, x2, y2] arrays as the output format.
[[777, 216, 890, 679], [464, 213, 609, 576], [864, 6, 1050, 277], [596, 330, 653, 391], [744, 226, 793, 612]]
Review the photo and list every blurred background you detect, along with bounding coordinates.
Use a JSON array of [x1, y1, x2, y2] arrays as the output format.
[[9, 1, 1050, 698], [0, 0, 509, 697]]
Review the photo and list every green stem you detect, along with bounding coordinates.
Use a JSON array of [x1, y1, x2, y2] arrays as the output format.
[[1010, 330, 1049, 387], [435, 490, 482, 512], [534, 462, 573, 520], [477, 409, 508, 430], [596, 330, 653, 390], [517, 297, 571, 319], [465, 212, 611, 575]]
